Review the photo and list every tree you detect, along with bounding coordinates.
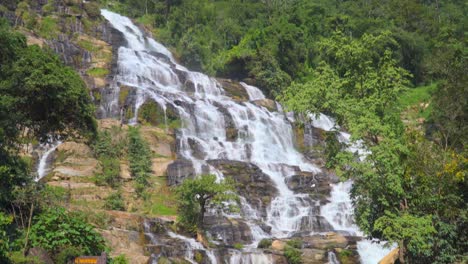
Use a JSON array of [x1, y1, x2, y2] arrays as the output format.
[[280, 31, 410, 144], [174, 175, 236, 232], [375, 213, 436, 263]]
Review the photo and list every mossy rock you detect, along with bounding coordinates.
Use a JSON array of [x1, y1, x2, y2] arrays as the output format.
[[137, 101, 179, 128], [217, 78, 249, 101], [119, 86, 131, 105]]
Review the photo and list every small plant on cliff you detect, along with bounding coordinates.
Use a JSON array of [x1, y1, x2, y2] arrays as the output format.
[[174, 174, 237, 232], [128, 127, 153, 194], [284, 246, 302, 264], [104, 191, 126, 211]]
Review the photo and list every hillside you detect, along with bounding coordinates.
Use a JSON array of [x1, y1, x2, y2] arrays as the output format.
[[0, 1, 466, 264]]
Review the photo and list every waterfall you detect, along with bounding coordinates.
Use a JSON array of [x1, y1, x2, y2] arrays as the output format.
[[327, 251, 340, 264], [36, 141, 61, 182], [167, 231, 218, 264], [101, 9, 392, 263], [229, 250, 273, 264], [240, 82, 265, 101]]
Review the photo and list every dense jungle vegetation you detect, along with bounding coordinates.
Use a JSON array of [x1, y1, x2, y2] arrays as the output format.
[[0, 0, 466, 263]]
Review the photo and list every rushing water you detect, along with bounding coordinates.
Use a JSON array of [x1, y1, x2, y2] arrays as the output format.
[[101, 9, 392, 263], [36, 141, 61, 182]]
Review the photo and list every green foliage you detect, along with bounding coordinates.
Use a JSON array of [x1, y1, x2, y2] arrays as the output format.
[[233, 243, 243, 250], [110, 254, 129, 264], [86, 67, 109, 77], [284, 246, 302, 264], [93, 128, 126, 187], [37, 16, 58, 39], [174, 174, 236, 231], [375, 213, 436, 258], [8, 252, 42, 264], [194, 251, 203, 263], [29, 207, 106, 256], [127, 127, 152, 189], [0, 212, 12, 262], [83, 2, 101, 19], [286, 238, 302, 249], [257, 239, 272, 249], [104, 191, 126, 211], [55, 246, 84, 264], [1, 41, 96, 144], [95, 157, 120, 187]]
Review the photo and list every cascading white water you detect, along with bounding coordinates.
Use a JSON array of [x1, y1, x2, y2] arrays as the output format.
[[168, 231, 218, 264], [240, 82, 265, 101], [311, 114, 395, 262], [321, 181, 362, 235], [102, 9, 392, 263], [36, 141, 61, 182], [102, 9, 324, 240], [327, 251, 340, 264], [229, 250, 273, 264]]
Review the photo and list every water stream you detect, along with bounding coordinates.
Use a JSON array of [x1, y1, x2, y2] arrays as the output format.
[[36, 141, 61, 182], [101, 9, 392, 263]]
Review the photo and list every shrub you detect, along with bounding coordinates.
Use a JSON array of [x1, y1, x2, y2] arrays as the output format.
[[128, 127, 152, 190], [86, 67, 109, 77], [95, 157, 120, 188], [104, 191, 125, 211], [83, 2, 101, 19], [257, 239, 272, 249], [37, 16, 58, 39], [233, 243, 244, 250], [55, 246, 84, 264], [29, 208, 106, 256], [110, 254, 129, 264], [284, 247, 302, 264], [286, 238, 303, 249]]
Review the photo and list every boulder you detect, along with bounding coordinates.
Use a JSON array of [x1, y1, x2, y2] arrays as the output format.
[[271, 240, 286, 251], [101, 228, 148, 264], [253, 99, 277, 112], [302, 232, 348, 250], [207, 160, 278, 216], [301, 248, 327, 264], [166, 159, 195, 186], [379, 248, 399, 264], [285, 170, 331, 196], [217, 78, 250, 101], [204, 216, 253, 245]]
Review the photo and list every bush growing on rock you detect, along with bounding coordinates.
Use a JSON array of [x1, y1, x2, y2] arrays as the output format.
[[104, 191, 126, 211], [257, 239, 272, 249], [174, 174, 237, 232], [284, 246, 302, 264], [128, 127, 152, 191]]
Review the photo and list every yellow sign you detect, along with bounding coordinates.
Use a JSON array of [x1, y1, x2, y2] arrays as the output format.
[[74, 257, 98, 264]]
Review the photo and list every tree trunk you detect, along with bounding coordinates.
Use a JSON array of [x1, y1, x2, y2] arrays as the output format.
[[198, 199, 206, 228], [398, 241, 406, 263], [23, 203, 34, 255]]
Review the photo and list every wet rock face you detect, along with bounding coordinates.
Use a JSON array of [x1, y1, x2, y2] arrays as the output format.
[[285, 171, 332, 202], [217, 78, 250, 101], [212, 101, 238, 141], [252, 98, 278, 112], [166, 159, 195, 186], [207, 159, 278, 217], [204, 215, 253, 246]]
